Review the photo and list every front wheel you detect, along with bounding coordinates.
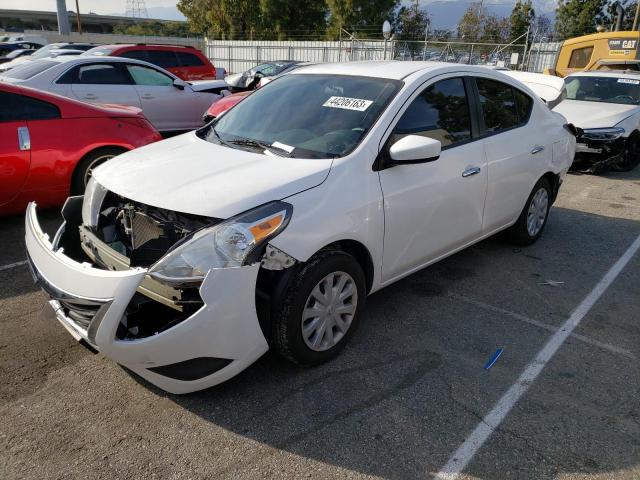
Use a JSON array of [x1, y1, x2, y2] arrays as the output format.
[[271, 249, 366, 366], [612, 134, 640, 172], [507, 177, 552, 246]]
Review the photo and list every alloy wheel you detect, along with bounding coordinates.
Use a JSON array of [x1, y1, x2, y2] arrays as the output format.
[[526, 187, 549, 237]]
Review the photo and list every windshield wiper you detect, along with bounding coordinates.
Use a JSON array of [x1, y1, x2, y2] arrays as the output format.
[[229, 137, 292, 157]]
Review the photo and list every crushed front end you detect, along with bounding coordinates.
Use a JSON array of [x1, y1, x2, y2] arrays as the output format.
[[25, 188, 272, 394], [572, 128, 626, 173]]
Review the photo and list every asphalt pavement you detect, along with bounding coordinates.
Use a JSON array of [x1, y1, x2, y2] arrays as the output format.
[[0, 170, 639, 480]]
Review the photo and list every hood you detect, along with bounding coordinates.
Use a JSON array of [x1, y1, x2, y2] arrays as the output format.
[[188, 79, 228, 92], [553, 100, 639, 129], [92, 131, 333, 218]]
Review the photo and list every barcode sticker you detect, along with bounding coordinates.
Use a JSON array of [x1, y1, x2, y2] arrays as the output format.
[[323, 96, 373, 111]]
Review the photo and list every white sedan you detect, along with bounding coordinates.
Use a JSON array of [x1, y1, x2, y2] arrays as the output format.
[[25, 62, 575, 393], [0, 56, 225, 132], [553, 71, 640, 172]]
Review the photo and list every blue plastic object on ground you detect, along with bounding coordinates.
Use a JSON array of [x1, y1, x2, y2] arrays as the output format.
[[484, 348, 504, 370]]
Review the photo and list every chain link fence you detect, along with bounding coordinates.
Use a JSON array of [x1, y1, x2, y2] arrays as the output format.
[[204, 37, 550, 74]]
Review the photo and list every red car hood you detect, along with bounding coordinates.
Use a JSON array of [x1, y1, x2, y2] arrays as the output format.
[[206, 91, 251, 117]]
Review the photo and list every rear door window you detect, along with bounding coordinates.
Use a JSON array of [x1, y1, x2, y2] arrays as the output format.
[[75, 63, 132, 85], [476, 78, 520, 134], [176, 52, 205, 67], [120, 50, 150, 62], [147, 50, 179, 68]]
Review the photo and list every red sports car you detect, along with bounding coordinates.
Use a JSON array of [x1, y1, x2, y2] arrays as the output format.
[[202, 91, 250, 123], [0, 83, 162, 216]]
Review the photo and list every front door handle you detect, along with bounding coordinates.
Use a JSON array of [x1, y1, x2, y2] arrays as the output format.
[[18, 126, 30, 151], [142, 94, 154, 99], [462, 167, 481, 178], [531, 145, 545, 154], [83, 93, 97, 100]]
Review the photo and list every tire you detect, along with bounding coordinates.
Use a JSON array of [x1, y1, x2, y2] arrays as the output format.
[[71, 147, 125, 195], [612, 133, 640, 172], [271, 249, 366, 367], [507, 177, 552, 246]]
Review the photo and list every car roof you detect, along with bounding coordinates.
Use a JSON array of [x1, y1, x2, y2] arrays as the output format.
[[94, 43, 197, 50], [567, 71, 640, 79], [291, 61, 488, 80]]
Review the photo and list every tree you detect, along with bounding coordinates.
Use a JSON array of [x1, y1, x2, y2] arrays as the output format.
[[326, 0, 399, 38], [258, 0, 327, 40], [395, 3, 430, 41], [602, 0, 638, 31], [457, 2, 486, 42], [177, 0, 260, 39], [532, 14, 552, 39], [483, 15, 510, 43], [509, 0, 535, 41], [555, 0, 608, 39], [113, 21, 192, 37]]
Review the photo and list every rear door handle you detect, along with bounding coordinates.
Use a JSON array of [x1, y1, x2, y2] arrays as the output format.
[[18, 126, 30, 151], [142, 94, 154, 99], [531, 145, 545, 154], [462, 167, 481, 178], [83, 93, 97, 100]]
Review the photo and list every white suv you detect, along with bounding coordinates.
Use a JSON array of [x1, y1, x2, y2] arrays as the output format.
[[26, 61, 575, 393]]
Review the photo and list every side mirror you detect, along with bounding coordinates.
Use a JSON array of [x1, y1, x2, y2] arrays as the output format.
[[173, 78, 186, 90], [388, 135, 441, 165]]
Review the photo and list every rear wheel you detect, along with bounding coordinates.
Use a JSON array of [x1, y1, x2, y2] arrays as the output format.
[[507, 177, 552, 246], [271, 249, 366, 366], [71, 147, 125, 195], [612, 133, 640, 172]]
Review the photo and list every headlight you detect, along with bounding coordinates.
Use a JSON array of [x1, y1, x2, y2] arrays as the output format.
[[81, 177, 108, 226], [580, 127, 625, 141], [149, 201, 292, 285]]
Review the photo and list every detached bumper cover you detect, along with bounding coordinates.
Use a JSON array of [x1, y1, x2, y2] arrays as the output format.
[[25, 203, 268, 394]]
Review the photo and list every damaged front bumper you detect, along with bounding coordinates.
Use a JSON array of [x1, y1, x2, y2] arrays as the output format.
[[572, 136, 625, 173], [25, 201, 268, 394]]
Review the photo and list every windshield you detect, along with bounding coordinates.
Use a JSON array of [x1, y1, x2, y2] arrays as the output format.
[[198, 73, 402, 159], [2, 59, 57, 79], [565, 76, 640, 105], [30, 44, 62, 60]]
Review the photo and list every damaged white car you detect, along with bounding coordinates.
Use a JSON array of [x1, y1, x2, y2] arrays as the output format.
[[554, 71, 640, 172], [26, 62, 575, 393]]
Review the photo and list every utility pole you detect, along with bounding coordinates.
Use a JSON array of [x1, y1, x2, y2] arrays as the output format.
[[75, 0, 83, 34], [56, 0, 70, 35]]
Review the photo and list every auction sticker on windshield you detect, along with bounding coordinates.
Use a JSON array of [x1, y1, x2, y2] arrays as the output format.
[[618, 78, 640, 85], [323, 96, 373, 111]]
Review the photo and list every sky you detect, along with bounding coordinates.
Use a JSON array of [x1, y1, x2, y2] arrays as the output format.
[[2, 0, 557, 28]]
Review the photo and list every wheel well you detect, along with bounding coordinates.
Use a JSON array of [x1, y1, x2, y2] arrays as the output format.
[[254, 239, 375, 342], [321, 240, 375, 294], [71, 146, 128, 191], [541, 171, 560, 203]]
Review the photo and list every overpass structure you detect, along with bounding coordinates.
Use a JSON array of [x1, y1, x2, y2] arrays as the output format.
[[0, 9, 181, 33]]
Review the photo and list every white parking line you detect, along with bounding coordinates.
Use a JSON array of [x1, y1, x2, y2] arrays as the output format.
[[435, 233, 640, 480], [449, 293, 635, 359], [0, 260, 27, 272]]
